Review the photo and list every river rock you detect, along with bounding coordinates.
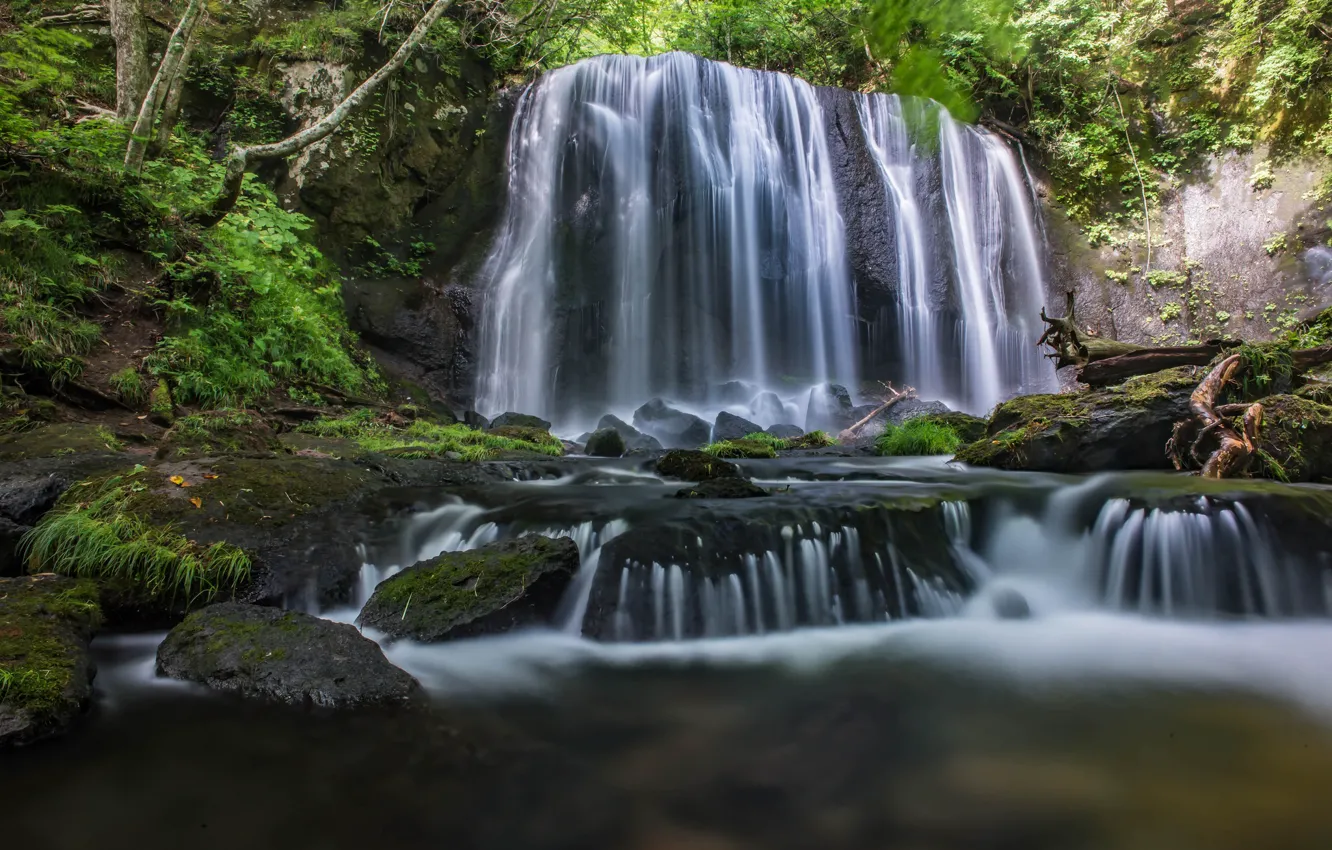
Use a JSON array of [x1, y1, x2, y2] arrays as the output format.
[[585, 428, 626, 457], [712, 411, 764, 442], [805, 383, 854, 432], [358, 536, 580, 642], [751, 391, 789, 425], [0, 575, 101, 746], [156, 603, 422, 708], [632, 398, 711, 448], [674, 479, 770, 499], [655, 449, 741, 481], [489, 412, 552, 431], [595, 414, 663, 451], [766, 423, 804, 439], [714, 381, 758, 403]]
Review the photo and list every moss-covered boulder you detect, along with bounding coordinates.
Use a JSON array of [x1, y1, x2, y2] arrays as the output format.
[[954, 368, 1197, 472], [486, 425, 564, 455], [916, 412, 987, 444], [674, 479, 770, 499], [157, 410, 280, 459], [358, 536, 580, 642], [705, 438, 778, 459], [156, 602, 422, 708], [584, 428, 626, 457], [655, 449, 741, 481], [489, 412, 552, 431], [1252, 395, 1332, 482], [0, 575, 101, 746], [0, 423, 125, 462]]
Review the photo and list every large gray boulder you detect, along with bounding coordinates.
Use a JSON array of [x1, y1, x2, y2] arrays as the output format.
[[805, 383, 854, 432], [359, 536, 580, 642], [712, 411, 764, 442], [489, 412, 552, 431], [156, 603, 422, 708], [655, 449, 740, 481], [766, 424, 804, 440], [584, 428, 626, 457], [632, 399, 711, 449], [595, 414, 663, 452]]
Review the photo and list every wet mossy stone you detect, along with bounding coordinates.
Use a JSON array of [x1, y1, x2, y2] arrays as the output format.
[[655, 449, 741, 481], [1252, 394, 1332, 482], [917, 412, 987, 444], [157, 410, 281, 459], [359, 536, 580, 642], [0, 575, 102, 746], [707, 438, 778, 459], [462, 410, 490, 431], [595, 414, 662, 452], [767, 423, 804, 440], [585, 428, 626, 457], [954, 368, 1197, 473], [156, 603, 422, 708], [632, 399, 711, 449], [489, 412, 551, 431], [712, 411, 764, 442], [674, 479, 769, 499], [0, 423, 123, 462]]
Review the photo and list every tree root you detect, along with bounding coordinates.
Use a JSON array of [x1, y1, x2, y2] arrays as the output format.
[[1168, 354, 1265, 479]]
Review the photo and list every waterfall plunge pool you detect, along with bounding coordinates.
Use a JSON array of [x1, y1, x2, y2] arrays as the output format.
[[8, 459, 1332, 849]]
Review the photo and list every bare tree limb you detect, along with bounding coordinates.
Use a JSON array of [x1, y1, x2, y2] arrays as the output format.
[[124, 0, 202, 172]]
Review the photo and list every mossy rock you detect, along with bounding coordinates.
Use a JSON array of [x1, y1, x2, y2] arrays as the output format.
[[706, 439, 777, 459], [489, 412, 552, 430], [584, 428, 626, 457], [955, 368, 1198, 472], [0, 575, 101, 746], [157, 410, 281, 458], [486, 425, 563, 455], [156, 602, 422, 708], [1252, 394, 1332, 482], [915, 412, 987, 444], [1296, 380, 1332, 405], [358, 536, 580, 642], [0, 423, 124, 462], [656, 449, 741, 481], [674, 479, 770, 499]]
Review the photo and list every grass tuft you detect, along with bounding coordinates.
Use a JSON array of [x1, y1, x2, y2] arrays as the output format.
[[299, 409, 562, 459], [876, 419, 963, 457]]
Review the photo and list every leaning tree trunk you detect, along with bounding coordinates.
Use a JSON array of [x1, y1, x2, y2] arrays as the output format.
[[154, 32, 196, 149], [109, 0, 150, 123], [124, 0, 202, 173], [196, 0, 455, 225]]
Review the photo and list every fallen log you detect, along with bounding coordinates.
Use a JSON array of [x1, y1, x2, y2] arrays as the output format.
[[1078, 345, 1222, 385], [838, 383, 915, 442]]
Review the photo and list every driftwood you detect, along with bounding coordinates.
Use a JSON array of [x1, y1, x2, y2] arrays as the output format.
[[1166, 355, 1264, 479], [1037, 291, 1144, 369], [838, 383, 915, 442], [1080, 342, 1332, 386]]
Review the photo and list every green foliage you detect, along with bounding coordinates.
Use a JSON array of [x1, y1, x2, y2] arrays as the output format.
[[702, 438, 779, 458], [0, 577, 101, 719], [300, 410, 563, 459], [1159, 301, 1182, 322], [23, 469, 252, 603], [109, 367, 147, 407], [1237, 343, 1296, 398], [1264, 232, 1289, 256], [875, 418, 963, 456]]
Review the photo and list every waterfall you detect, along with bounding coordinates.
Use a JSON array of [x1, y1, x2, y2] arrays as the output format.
[[475, 53, 1057, 423]]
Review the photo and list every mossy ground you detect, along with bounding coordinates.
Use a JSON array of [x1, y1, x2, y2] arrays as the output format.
[[702, 431, 835, 458], [300, 409, 562, 459], [0, 575, 101, 729]]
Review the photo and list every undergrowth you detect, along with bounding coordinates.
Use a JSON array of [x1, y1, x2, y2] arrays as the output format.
[[22, 468, 252, 603], [876, 419, 964, 457], [299, 409, 562, 459]]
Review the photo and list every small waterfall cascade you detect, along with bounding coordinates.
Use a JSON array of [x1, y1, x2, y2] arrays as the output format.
[[475, 52, 1056, 424]]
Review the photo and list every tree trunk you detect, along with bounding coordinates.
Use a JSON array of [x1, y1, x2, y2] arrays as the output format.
[[124, 0, 202, 173], [154, 32, 196, 149], [1077, 345, 1224, 385], [109, 0, 150, 123], [197, 0, 455, 226]]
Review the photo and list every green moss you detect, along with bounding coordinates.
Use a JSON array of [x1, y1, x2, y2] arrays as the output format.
[[1252, 395, 1332, 482], [150, 379, 174, 424], [702, 438, 778, 459], [0, 422, 126, 461], [876, 419, 963, 457], [785, 430, 836, 449], [656, 450, 741, 481], [0, 577, 101, 720], [299, 410, 561, 459], [161, 408, 277, 456], [22, 468, 252, 603]]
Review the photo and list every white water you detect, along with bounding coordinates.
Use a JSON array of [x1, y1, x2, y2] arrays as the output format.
[[475, 53, 1055, 424]]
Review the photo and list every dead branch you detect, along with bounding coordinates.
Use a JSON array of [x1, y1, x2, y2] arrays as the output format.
[[1187, 355, 1256, 479], [1037, 290, 1143, 369], [838, 382, 916, 442]]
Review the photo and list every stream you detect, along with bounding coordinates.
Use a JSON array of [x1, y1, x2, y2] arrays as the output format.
[[7, 457, 1332, 849]]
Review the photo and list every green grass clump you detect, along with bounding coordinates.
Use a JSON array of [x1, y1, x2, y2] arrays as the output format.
[[785, 430, 835, 449], [702, 438, 778, 459], [876, 419, 963, 457], [300, 410, 562, 459], [22, 469, 252, 603], [109, 367, 147, 406]]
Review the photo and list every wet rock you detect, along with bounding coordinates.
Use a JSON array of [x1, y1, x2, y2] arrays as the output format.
[[674, 479, 770, 499], [714, 381, 758, 403], [359, 537, 579, 642], [751, 391, 789, 425], [585, 428, 626, 457], [712, 411, 764, 442], [462, 410, 490, 431], [0, 472, 66, 527], [883, 397, 951, 426], [655, 450, 741, 481], [490, 412, 552, 431], [632, 398, 711, 449], [1252, 395, 1332, 482], [955, 369, 1197, 472], [0, 575, 101, 746], [991, 588, 1032, 620], [595, 414, 663, 452], [766, 423, 805, 439], [156, 602, 421, 708], [0, 518, 26, 577], [805, 383, 854, 432], [157, 410, 281, 459]]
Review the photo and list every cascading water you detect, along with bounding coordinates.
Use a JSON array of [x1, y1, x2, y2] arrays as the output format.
[[475, 52, 1056, 424]]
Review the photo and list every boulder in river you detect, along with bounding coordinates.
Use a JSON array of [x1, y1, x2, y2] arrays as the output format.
[[595, 414, 663, 452], [712, 410, 764, 442], [766, 423, 804, 440], [805, 383, 854, 432], [585, 428, 626, 457], [157, 602, 422, 708], [655, 449, 741, 481], [674, 479, 770, 499], [489, 412, 552, 431], [0, 575, 101, 746], [632, 398, 711, 448], [358, 536, 580, 642]]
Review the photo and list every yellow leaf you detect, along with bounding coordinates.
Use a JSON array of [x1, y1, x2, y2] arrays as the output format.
[[189, 497, 202, 509], [169, 475, 185, 485], [203, 473, 219, 480]]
